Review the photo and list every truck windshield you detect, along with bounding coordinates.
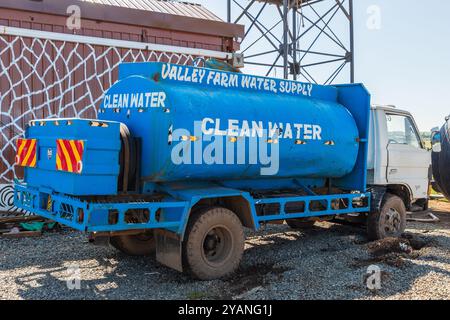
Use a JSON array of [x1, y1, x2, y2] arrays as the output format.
[[386, 114, 422, 149]]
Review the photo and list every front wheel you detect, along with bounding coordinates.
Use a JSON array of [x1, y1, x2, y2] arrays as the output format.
[[183, 207, 245, 280], [367, 193, 406, 240]]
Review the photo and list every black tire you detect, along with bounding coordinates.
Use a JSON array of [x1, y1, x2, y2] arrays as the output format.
[[286, 218, 316, 229], [183, 207, 245, 280], [432, 122, 450, 200], [110, 231, 155, 256], [367, 194, 406, 240]]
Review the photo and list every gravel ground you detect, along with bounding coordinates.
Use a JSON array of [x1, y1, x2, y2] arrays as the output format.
[[0, 200, 449, 300]]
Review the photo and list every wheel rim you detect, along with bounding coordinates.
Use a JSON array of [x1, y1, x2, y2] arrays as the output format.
[[201, 225, 233, 267], [383, 208, 402, 236]]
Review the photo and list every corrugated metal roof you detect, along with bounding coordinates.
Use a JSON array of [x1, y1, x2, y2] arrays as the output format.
[[0, 0, 244, 38], [81, 0, 222, 21]]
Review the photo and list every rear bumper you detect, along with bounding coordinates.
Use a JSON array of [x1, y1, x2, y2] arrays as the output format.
[[14, 183, 189, 233]]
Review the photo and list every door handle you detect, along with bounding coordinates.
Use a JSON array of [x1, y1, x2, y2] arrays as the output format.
[[389, 169, 398, 175]]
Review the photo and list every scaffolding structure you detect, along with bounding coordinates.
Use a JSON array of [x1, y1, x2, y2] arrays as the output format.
[[227, 0, 354, 84]]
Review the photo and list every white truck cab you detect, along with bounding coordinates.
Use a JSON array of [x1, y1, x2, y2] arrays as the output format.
[[368, 105, 431, 211]]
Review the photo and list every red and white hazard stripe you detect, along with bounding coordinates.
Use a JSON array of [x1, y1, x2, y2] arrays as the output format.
[[15, 138, 37, 167], [56, 139, 85, 174]]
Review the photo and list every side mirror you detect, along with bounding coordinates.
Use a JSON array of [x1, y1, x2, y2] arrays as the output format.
[[431, 130, 442, 153]]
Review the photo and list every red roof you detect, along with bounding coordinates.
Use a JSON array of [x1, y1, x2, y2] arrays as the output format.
[[0, 0, 244, 38], [81, 0, 222, 21]]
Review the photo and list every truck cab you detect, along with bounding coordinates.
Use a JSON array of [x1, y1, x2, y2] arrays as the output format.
[[368, 105, 431, 211]]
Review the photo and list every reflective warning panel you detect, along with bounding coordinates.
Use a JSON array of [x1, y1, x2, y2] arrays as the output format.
[[56, 139, 84, 174], [15, 138, 37, 167]]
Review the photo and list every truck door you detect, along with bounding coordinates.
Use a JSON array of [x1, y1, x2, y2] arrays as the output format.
[[385, 113, 431, 199]]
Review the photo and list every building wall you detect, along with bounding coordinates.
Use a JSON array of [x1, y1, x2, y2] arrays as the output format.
[[0, 7, 236, 213]]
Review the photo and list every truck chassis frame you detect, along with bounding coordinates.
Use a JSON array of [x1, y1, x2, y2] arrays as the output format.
[[15, 182, 370, 235]]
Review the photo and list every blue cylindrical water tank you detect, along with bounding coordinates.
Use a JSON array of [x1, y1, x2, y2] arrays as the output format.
[[100, 63, 360, 183]]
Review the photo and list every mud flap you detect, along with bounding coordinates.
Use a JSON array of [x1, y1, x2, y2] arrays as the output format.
[[155, 229, 183, 272], [369, 186, 386, 213]]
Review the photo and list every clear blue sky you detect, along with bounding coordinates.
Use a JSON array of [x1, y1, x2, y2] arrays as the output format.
[[194, 0, 450, 132]]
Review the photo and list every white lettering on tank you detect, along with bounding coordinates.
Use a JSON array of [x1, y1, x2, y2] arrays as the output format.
[[137, 94, 144, 108], [103, 92, 166, 109], [201, 118, 215, 135], [240, 120, 251, 138], [268, 122, 279, 138], [284, 123, 293, 139], [191, 69, 198, 83], [294, 124, 303, 139], [214, 119, 228, 136], [303, 124, 313, 140], [313, 125, 322, 140], [130, 93, 139, 108], [199, 118, 323, 141], [112, 94, 119, 108], [228, 119, 239, 137], [252, 121, 264, 138], [103, 95, 110, 107], [198, 69, 206, 83], [207, 71, 215, 85], [158, 92, 166, 108], [161, 63, 313, 97], [161, 63, 170, 79]]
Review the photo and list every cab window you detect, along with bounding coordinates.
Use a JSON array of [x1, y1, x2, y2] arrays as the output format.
[[386, 114, 422, 149]]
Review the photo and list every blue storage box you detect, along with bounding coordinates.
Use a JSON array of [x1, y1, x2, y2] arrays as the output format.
[[23, 119, 121, 196]]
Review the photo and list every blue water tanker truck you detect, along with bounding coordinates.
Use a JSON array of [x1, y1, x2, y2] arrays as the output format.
[[14, 62, 408, 280]]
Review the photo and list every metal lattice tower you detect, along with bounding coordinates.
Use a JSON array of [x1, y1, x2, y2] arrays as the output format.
[[227, 0, 354, 84]]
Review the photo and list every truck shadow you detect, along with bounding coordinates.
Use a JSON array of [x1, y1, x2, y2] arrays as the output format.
[[8, 253, 187, 300], [231, 222, 450, 300], [1, 219, 449, 300], [0, 231, 187, 299]]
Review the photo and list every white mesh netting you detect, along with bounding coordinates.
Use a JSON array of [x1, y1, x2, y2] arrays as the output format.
[[0, 33, 203, 214]]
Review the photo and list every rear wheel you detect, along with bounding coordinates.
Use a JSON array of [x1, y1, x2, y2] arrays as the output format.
[[110, 231, 155, 256], [183, 207, 245, 280], [367, 194, 406, 240]]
